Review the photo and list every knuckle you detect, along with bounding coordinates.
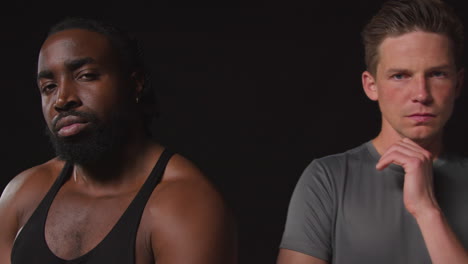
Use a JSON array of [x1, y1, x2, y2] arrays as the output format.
[[410, 157, 423, 167], [425, 152, 433, 161]]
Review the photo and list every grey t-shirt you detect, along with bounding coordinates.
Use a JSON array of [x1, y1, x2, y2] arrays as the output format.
[[280, 141, 468, 263]]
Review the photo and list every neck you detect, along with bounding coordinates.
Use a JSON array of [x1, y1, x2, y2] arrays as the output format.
[[73, 130, 157, 189], [372, 127, 444, 160]]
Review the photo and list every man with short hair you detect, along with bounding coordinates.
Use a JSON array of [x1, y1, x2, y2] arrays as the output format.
[[277, 0, 468, 263], [0, 18, 236, 264]]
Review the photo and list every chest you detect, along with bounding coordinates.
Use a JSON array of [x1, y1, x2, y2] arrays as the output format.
[[44, 187, 149, 261]]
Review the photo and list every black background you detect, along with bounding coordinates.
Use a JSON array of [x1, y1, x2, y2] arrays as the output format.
[[2, 2, 468, 263]]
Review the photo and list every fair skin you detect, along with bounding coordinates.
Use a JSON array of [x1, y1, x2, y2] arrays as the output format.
[[0, 29, 237, 264], [278, 31, 467, 263]]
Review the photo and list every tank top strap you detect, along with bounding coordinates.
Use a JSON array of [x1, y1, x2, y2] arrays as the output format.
[[44, 162, 74, 202], [132, 149, 174, 207], [94, 149, 174, 262], [25, 161, 73, 226], [10, 161, 73, 264], [111, 148, 174, 230]]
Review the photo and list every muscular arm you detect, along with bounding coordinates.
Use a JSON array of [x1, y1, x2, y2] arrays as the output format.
[[148, 156, 237, 264], [0, 161, 59, 264], [0, 181, 20, 264], [277, 249, 328, 264], [377, 138, 468, 263]]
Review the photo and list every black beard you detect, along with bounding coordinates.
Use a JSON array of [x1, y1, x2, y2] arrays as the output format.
[[46, 110, 130, 166]]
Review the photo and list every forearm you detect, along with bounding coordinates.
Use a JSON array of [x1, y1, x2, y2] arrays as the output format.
[[416, 208, 468, 264]]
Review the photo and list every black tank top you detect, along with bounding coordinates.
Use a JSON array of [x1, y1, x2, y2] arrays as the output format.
[[11, 150, 173, 264]]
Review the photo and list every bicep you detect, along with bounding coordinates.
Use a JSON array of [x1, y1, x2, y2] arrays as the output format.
[[277, 249, 328, 264], [0, 164, 55, 264], [150, 181, 236, 264], [0, 183, 21, 264]]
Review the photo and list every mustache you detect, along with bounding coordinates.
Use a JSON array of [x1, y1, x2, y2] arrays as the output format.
[[52, 110, 98, 133]]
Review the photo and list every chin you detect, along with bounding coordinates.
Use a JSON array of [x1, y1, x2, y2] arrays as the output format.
[[400, 127, 442, 144], [45, 116, 129, 166]]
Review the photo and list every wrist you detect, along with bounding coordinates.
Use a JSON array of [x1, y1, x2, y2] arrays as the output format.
[[413, 206, 443, 223]]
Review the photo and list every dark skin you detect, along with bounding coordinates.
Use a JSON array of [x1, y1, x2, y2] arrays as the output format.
[[0, 29, 237, 264]]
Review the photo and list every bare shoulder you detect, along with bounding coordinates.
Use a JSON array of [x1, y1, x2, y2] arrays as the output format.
[[0, 158, 65, 263], [161, 152, 209, 180], [144, 154, 237, 263], [1, 158, 65, 226], [2, 158, 63, 201], [149, 153, 227, 217]]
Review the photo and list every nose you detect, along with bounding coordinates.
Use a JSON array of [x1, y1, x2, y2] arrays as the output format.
[[411, 75, 433, 105], [54, 80, 82, 112]]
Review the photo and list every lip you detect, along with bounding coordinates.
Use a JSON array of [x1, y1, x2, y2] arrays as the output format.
[[406, 113, 436, 123], [54, 115, 90, 137]]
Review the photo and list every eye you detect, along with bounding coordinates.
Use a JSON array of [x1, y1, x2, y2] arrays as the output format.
[[40, 83, 57, 94], [391, 73, 409, 80], [78, 72, 99, 81], [429, 71, 447, 78]]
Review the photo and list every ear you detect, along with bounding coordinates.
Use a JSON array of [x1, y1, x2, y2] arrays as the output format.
[[131, 70, 145, 96], [455, 68, 464, 99], [362, 70, 378, 101]]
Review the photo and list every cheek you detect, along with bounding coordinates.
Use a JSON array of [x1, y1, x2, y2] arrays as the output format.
[[81, 85, 124, 120], [377, 88, 408, 123], [438, 94, 457, 118], [378, 88, 405, 108], [41, 97, 55, 128], [433, 86, 458, 107], [91, 90, 119, 107], [377, 80, 404, 99]]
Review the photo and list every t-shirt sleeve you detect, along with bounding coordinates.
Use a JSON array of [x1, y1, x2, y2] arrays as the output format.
[[279, 159, 336, 261]]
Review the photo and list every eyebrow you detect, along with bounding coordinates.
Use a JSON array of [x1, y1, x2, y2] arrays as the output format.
[[385, 65, 453, 74], [385, 68, 410, 74], [426, 64, 452, 71], [65, 57, 96, 72], [37, 69, 54, 80], [36, 57, 96, 81]]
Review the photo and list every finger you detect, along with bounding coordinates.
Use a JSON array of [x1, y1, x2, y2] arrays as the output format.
[[381, 142, 426, 163], [398, 139, 432, 160], [376, 149, 411, 170], [394, 143, 427, 160], [401, 137, 418, 146]]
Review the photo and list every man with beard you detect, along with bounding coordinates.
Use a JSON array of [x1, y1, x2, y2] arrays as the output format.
[[0, 18, 236, 264], [278, 0, 468, 263]]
